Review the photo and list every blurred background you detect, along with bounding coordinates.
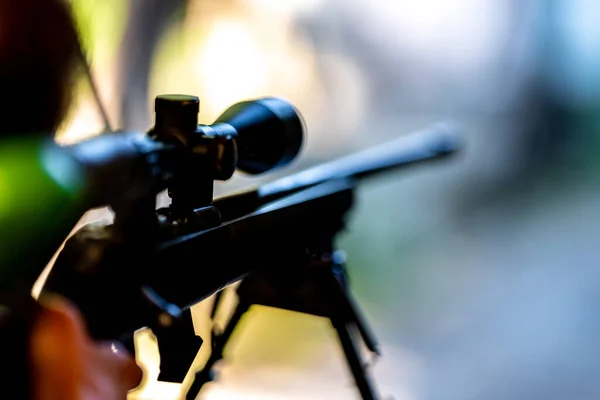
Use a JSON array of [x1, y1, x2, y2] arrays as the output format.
[[53, 0, 600, 398]]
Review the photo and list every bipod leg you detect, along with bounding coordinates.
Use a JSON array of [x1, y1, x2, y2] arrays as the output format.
[[346, 292, 381, 356], [332, 267, 381, 356], [186, 300, 250, 400], [332, 317, 380, 400]]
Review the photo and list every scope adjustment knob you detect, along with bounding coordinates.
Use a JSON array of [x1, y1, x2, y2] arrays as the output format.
[[154, 94, 200, 135]]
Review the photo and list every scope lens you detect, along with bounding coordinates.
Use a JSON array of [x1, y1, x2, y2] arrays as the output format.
[[214, 97, 304, 174]]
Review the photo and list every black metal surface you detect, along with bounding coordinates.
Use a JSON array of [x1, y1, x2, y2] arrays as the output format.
[[147, 178, 355, 309]]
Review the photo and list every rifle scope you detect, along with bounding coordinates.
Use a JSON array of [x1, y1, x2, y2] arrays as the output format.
[[147, 94, 304, 213]]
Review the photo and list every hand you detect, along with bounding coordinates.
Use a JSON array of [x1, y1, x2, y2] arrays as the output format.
[[29, 295, 143, 400]]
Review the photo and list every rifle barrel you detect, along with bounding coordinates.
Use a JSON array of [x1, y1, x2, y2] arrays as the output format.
[[258, 123, 460, 202]]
